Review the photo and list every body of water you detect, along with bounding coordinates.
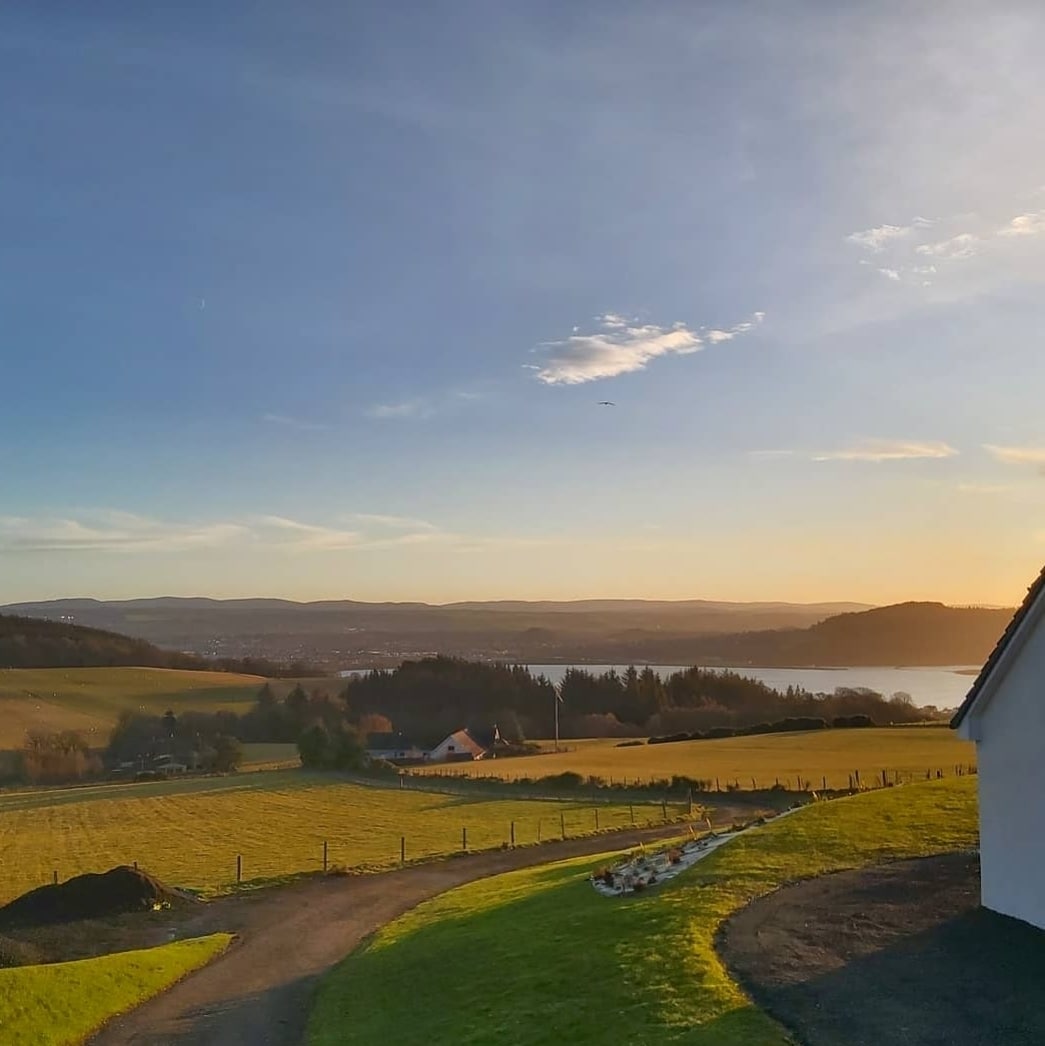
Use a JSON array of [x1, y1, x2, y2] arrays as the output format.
[[342, 663, 979, 709]]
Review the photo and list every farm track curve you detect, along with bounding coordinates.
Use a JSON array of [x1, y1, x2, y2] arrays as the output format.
[[89, 819, 724, 1046]]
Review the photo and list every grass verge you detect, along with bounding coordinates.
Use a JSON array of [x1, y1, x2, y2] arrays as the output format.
[[308, 778, 977, 1045], [0, 933, 232, 1045]]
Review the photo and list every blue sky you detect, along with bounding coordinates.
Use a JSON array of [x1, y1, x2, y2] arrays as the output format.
[[3, 2, 1044, 604]]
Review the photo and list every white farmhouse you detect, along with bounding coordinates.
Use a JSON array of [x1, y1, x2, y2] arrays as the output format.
[[952, 566, 1045, 931], [427, 729, 487, 762]]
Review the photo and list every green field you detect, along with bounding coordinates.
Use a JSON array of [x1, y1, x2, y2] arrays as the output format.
[[0, 933, 231, 1046], [0, 667, 274, 749], [414, 727, 975, 790], [309, 777, 978, 1046], [0, 771, 688, 904]]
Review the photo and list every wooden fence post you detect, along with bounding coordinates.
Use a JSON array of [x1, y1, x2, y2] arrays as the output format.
[[323, 840, 328, 872], [462, 826, 467, 852], [594, 808, 599, 831], [561, 811, 566, 838], [236, 855, 242, 883], [510, 821, 516, 847], [53, 870, 58, 886], [661, 798, 668, 821], [629, 803, 635, 824], [822, 775, 827, 792], [400, 836, 405, 865], [537, 821, 541, 843]]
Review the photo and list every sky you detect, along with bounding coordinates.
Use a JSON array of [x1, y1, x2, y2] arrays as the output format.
[[2, 2, 1045, 606]]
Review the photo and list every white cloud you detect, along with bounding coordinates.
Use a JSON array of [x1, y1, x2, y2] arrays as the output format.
[[983, 444, 1045, 470], [366, 400, 432, 420], [915, 233, 980, 260], [0, 509, 564, 558], [0, 512, 247, 553], [998, 211, 1045, 237], [532, 311, 763, 385], [747, 449, 796, 460], [877, 268, 901, 281], [347, 513, 438, 531], [255, 516, 363, 550], [846, 224, 914, 252], [813, 439, 958, 463]]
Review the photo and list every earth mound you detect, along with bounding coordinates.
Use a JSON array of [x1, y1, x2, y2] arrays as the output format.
[[0, 866, 193, 929]]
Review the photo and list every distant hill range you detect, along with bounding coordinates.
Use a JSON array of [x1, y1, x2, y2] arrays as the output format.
[[0, 613, 307, 676], [1, 597, 1013, 670]]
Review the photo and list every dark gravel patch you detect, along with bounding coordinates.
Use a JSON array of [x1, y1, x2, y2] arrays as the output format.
[[718, 852, 1045, 1046]]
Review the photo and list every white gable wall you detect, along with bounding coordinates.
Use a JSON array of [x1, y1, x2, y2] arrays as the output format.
[[968, 610, 1045, 930]]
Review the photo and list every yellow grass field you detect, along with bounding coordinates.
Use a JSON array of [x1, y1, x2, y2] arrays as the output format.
[[0, 771, 687, 905], [0, 667, 328, 749], [413, 727, 976, 791]]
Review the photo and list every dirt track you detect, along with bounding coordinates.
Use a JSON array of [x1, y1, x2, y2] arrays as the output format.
[[719, 852, 1045, 1046], [89, 821, 707, 1046]]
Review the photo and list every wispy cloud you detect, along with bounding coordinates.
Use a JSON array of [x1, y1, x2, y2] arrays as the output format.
[[983, 444, 1045, 473], [915, 233, 980, 260], [347, 513, 438, 531], [0, 509, 560, 557], [998, 211, 1045, 238], [845, 194, 1045, 290], [746, 449, 796, 460], [366, 400, 433, 420], [262, 413, 331, 432], [813, 439, 959, 463], [846, 224, 915, 252], [0, 512, 247, 553], [531, 311, 764, 385]]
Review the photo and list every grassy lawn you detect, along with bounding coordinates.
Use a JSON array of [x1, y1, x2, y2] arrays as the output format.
[[414, 727, 975, 790], [0, 667, 270, 749], [309, 778, 977, 1046], [240, 742, 300, 771], [0, 771, 687, 904], [0, 933, 231, 1046]]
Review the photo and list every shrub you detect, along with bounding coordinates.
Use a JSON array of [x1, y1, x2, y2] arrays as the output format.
[[615, 740, 644, 748], [832, 714, 875, 728], [537, 771, 584, 790]]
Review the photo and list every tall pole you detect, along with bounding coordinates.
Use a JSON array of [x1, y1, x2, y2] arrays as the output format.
[[554, 684, 560, 752]]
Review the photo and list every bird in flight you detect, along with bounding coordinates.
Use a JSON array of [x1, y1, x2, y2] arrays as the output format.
[[597, 400, 615, 406]]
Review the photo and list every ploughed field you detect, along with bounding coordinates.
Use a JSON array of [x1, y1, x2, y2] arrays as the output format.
[[0, 771, 688, 904], [413, 727, 975, 790]]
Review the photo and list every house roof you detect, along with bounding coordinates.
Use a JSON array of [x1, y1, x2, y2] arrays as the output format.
[[435, 728, 487, 754], [365, 732, 418, 750], [951, 565, 1045, 729]]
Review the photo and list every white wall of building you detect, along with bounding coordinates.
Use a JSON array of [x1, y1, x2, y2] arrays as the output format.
[[968, 613, 1045, 930]]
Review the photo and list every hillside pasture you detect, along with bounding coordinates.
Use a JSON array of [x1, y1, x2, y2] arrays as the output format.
[[0, 934, 231, 1046], [309, 778, 978, 1046], [0, 771, 687, 905], [0, 667, 313, 749], [413, 727, 976, 790]]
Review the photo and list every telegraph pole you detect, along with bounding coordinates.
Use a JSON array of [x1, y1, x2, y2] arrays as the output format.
[[554, 683, 562, 752]]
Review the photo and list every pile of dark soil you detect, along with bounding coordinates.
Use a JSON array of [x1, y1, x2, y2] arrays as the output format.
[[0, 866, 192, 929]]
